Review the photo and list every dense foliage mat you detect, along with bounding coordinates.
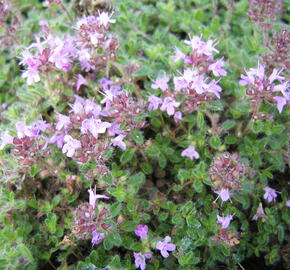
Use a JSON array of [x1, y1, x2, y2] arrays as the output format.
[[0, 0, 289, 269]]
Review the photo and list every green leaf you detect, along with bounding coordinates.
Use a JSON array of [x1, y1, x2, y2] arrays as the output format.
[[221, 245, 230, 256], [131, 130, 144, 145], [277, 225, 284, 243], [193, 180, 203, 193], [110, 202, 122, 218], [179, 251, 193, 265], [29, 164, 39, 177], [111, 183, 126, 202], [140, 162, 153, 175], [150, 117, 162, 128], [221, 120, 236, 130], [52, 195, 61, 208], [209, 135, 222, 149], [78, 263, 110, 270], [146, 145, 160, 157], [45, 213, 58, 233], [272, 125, 285, 134], [158, 153, 167, 168], [120, 221, 138, 232], [225, 134, 238, 144], [127, 172, 145, 187], [197, 111, 205, 128], [104, 232, 122, 250], [177, 169, 190, 184], [17, 244, 34, 263], [171, 215, 184, 226], [120, 148, 136, 164]]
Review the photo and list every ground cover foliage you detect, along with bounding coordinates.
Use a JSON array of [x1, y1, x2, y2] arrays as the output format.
[[0, 0, 289, 269]]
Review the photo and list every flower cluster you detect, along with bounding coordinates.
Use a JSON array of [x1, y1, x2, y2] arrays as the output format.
[[240, 62, 289, 114], [215, 213, 239, 247], [0, 79, 146, 180], [133, 224, 176, 270], [147, 35, 226, 121], [51, 92, 126, 162], [51, 79, 145, 156], [74, 13, 118, 72], [0, 120, 51, 171], [99, 78, 147, 131], [248, 0, 282, 30], [263, 29, 290, 72], [0, 2, 19, 48], [20, 11, 117, 85], [209, 152, 249, 202], [72, 187, 110, 241]]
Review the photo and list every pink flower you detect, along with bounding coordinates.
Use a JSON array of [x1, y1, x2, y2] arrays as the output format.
[[62, 135, 81, 157], [174, 111, 182, 123], [78, 48, 94, 72], [92, 230, 105, 246], [76, 74, 88, 91], [49, 131, 65, 148], [173, 76, 188, 92], [35, 120, 51, 132], [273, 81, 289, 96], [239, 63, 266, 86], [252, 203, 268, 221], [160, 97, 180, 116], [152, 76, 170, 92], [84, 99, 101, 118], [56, 114, 71, 131], [171, 47, 186, 62], [112, 134, 126, 150], [181, 146, 199, 160], [156, 236, 176, 258], [15, 122, 37, 138], [134, 253, 151, 270], [273, 96, 287, 113], [148, 95, 162, 111], [100, 84, 123, 110], [81, 119, 111, 139], [22, 68, 40, 85], [206, 79, 222, 98], [203, 39, 219, 56], [70, 99, 84, 115], [215, 189, 231, 202], [248, 63, 265, 80], [269, 69, 284, 83], [107, 123, 121, 136], [88, 186, 110, 209], [98, 77, 113, 90], [0, 132, 14, 150], [184, 36, 218, 56], [217, 214, 233, 229], [191, 77, 207, 94], [134, 224, 148, 239], [39, 19, 49, 32], [182, 68, 197, 83], [263, 186, 278, 203], [286, 200, 290, 207], [208, 59, 227, 77], [98, 11, 116, 27]]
